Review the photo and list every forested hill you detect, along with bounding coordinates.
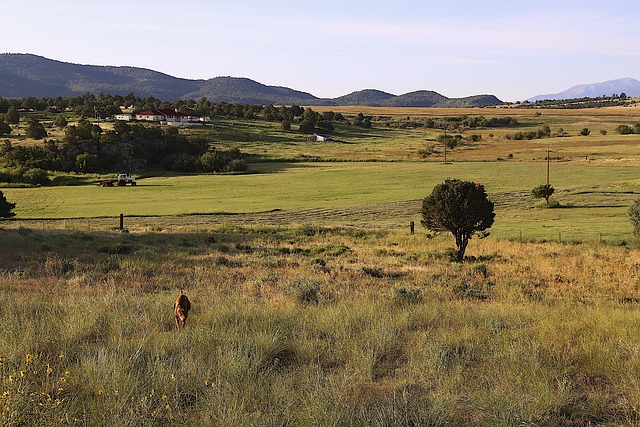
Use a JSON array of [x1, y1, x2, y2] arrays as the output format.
[[0, 53, 502, 107]]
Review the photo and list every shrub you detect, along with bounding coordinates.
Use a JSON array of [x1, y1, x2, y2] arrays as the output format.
[[531, 184, 555, 204], [0, 189, 16, 217], [25, 118, 47, 140], [289, 277, 321, 305], [22, 168, 50, 186], [535, 199, 561, 208], [392, 287, 422, 305], [629, 198, 640, 236], [361, 266, 385, 278], [616, 125, 634, 135]]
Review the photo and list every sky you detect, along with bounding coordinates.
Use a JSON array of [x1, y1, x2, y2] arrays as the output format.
[[3, 0, 640, 102]]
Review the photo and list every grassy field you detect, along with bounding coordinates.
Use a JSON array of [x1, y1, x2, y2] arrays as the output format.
[[3, 226, 640, 425], [3, 106, 640, 425], [4, 159, 640, 242]]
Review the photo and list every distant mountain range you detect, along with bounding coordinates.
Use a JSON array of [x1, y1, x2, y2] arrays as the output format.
[[0, 53, 501, 107], [527, 78, 640, 102]]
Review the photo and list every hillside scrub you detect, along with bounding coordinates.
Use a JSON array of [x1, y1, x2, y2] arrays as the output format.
[[3, 226, 640, 425]]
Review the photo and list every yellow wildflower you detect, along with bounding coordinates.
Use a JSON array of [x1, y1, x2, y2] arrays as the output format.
[[165, 404, 170, 411], [25, 354, 33, 364], [114, 389, 119, 396], [171, 373, 176, 380], [58, 353, 65, 359], [20, 370, 25, 377], [161, 394, 167, 400], [47, 364, 53, 375]]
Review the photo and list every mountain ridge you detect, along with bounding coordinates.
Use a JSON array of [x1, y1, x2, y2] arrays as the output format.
[[527, 77, 640, 102], [0, 53, 501, 107]]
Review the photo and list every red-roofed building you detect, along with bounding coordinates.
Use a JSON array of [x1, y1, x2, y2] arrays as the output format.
[[134, 108, 190, 124]]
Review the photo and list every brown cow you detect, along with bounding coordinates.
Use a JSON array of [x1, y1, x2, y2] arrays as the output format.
[[173, 290, 191, 331]]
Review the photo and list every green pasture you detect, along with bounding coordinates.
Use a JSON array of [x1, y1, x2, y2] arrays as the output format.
[[4, 160, 640, 241]]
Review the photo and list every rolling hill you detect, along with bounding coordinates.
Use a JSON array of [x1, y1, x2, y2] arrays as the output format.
[[0, 53, 502, 107]]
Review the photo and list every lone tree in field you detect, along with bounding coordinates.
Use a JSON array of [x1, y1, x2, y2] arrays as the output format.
[[629, 198, 640, 236], [421, 179, 495, 262], [531, 184, 555, 204], [0, 190, 16, 218]]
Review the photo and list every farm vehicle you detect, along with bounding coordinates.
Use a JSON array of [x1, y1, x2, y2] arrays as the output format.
[[98, 173, 137, 187]]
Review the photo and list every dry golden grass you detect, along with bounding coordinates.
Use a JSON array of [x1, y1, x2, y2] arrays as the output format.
[[3, 226, 640, 425]]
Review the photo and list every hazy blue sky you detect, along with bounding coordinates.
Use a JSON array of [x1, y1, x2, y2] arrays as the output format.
[[4, 0, 639, 101]]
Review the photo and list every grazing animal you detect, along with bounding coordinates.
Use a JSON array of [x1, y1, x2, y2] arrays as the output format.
[[174, 290, 191, 331]]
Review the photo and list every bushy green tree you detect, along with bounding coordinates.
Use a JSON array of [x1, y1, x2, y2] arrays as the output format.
[[0, 119, 11, 136], [53, 115, 68, 128], [531, 184, 555, 204], [5, 106, 19, 125], [629, 199, 640, 236], [0, 190, 16, 218], [616, 125, 634, 135], [299, 108, 318, 133], [421, 179, 495, 262], [22, 168, 50, 186], [26, 118, 47, 140]]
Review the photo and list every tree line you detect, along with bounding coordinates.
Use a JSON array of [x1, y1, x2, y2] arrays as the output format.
[[0, 94, 361, 134], [375, 115, 520, 130], [0, 119, 247, 186], [512, 93, 634, 109]]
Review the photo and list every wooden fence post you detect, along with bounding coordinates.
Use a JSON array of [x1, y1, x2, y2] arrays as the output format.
[[410, 221, 415, 235], [120, 214, 124, 230]]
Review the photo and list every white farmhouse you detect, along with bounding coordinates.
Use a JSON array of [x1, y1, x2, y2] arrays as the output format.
[[134, 108, 190, 125]]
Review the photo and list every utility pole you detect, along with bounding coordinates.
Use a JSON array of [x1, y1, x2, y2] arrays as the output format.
[[546, 149, 550, 188], [443, 128, 448, 164]]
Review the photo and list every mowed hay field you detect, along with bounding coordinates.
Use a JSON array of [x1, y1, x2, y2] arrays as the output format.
[[3, 106, 640, 425]]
